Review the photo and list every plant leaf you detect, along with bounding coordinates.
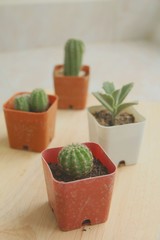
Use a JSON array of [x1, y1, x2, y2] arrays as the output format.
[[112, 89, 121, 105], [103, 82, 115, 95], [118, 82, 134, 104], [92, 92, 114, 113], [116, 101, 138, 115]]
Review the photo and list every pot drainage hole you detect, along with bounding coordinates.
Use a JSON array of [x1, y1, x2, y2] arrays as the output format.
[[118, 160, 125, 167], [23, 145, 29, 151], [82, 219, 91, 226], [68, 105, 73, 109]]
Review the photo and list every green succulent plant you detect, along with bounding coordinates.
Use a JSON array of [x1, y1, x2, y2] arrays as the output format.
[[93, 81, 138, 125], [58, 143, 93, 179], [64, 38, 85, 76], [14, 94, 30, 112], [14, 88, 49, 113], [30, 88, 49, 112]]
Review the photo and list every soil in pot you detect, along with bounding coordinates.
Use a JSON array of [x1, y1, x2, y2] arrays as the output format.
[[48, 157, 109, 182], [93, 110, 135, 126]]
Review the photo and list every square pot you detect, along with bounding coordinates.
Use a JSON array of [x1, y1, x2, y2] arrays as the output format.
[[87, 105, 146, 166], [42, 142, 116, 231], [3, 92, 58, 152], [53, 65, 90, 109]]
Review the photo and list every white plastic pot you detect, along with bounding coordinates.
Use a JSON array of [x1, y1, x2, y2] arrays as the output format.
[[87, 105, 145, 166]]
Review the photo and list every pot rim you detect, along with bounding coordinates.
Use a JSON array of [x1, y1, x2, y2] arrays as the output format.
[[3, 92, 58, 115], [87, 105, 146, 129], [54, 64, 90, 77], [42, 141, 117, 185]]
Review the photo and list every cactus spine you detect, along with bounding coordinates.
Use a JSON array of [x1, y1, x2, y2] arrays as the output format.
[[64, 39, 85, 76], [58, 144, 93, 179], [30, 88, 49, 112], [14, 94, 30, 112]]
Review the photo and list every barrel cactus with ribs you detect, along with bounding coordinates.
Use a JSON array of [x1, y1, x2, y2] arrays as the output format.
[[58, 143, 93, 179]]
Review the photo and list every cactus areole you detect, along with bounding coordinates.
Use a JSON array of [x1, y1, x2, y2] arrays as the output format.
[[64, 39, 85, 76], [58, 144, 93, 179]]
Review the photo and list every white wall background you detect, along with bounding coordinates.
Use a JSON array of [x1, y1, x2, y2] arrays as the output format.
[[152, 12, 160, 43], [1, 0, 160, 108], [0, 0, 107, 3], [0, 0, 160, 52]]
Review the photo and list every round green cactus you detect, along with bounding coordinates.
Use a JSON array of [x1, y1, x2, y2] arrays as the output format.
[[58, 144, 93, 179], [14, 94, 30, 112], [30, 88, 49, 112], [64, 38, 85, 76]]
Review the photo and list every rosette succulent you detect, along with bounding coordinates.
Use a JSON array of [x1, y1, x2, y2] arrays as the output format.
[[93, 81, 138, 125]]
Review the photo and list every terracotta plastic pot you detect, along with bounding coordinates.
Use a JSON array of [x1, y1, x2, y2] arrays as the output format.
[[53, 65, 90, 109], [42, 142, 116, 231], [3, 92, 58, 152], [87, 105, 146, 166]]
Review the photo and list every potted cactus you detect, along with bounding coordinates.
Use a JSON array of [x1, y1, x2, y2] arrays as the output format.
[[87, 82, 146, 166], [3, 88, 58, 152], [42, 142, 116, 231], [53, 38, 90, 109]]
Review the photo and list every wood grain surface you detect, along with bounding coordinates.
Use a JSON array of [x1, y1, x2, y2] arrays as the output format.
[[0, 95, 160, 240]]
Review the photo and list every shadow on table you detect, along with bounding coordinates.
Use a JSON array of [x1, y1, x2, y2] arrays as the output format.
[[0, 136, 9, 149]]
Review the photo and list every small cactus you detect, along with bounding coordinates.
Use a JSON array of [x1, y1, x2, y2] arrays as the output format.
[[14, 94, 30, 112], [64, 39, 85, 76], [30, 88, 49, 112], [58, 144, 93, 179]]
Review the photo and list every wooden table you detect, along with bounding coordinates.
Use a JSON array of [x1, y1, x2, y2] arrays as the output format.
[[0, 95, 160, 240]]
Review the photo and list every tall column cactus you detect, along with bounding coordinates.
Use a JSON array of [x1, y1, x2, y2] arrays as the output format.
[[30, 88, 49, 112], [64, 39, 85, 76], [58, 144, 93, 179]]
